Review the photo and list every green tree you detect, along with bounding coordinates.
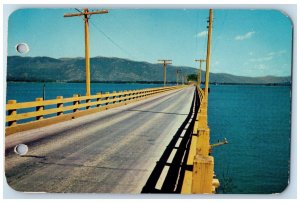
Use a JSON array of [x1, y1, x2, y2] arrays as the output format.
[[187, 74, 197, 82]]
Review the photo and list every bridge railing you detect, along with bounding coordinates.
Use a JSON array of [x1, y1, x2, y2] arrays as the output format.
[[181, 85, 219, 194], [6, 85, 184, 135]]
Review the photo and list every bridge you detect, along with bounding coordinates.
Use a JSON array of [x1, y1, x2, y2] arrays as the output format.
[[5, 9, 222, 194], [5, 84, 220, 194]]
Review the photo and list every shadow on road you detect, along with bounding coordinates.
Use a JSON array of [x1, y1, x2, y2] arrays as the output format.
[[141, 87, 200, 193]]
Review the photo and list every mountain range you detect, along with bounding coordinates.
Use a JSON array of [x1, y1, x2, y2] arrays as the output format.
[[7, 56, 291, 84]]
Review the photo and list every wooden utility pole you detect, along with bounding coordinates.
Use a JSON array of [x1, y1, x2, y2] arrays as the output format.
[[64, 8, 108, 96], [176, 69, 181, 86], [204, 9, 213, 98], [158, 60, 172, 86], [195, 59, 206, 87]]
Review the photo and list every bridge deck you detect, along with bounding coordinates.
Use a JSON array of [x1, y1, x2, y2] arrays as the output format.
[[5, 86, 195, 193]]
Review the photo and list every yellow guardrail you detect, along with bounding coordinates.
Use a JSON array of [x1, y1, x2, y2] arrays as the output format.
[[181, 85, 219, 194], [6, 85, 185, 135]]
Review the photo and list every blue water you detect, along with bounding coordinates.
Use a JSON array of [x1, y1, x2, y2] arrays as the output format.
[[5, 82, 291, 194], [208, 85, 291, 194], [6, 82, 167, 102]]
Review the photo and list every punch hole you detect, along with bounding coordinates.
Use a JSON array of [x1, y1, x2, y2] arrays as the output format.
[[16, 43, 29, 54], [14, 144, 29, 156]]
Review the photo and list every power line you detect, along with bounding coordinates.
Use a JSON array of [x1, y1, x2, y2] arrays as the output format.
[[75, 8, 82, 13], [73, 8, 135, 59], [89, 19, 135, 59]]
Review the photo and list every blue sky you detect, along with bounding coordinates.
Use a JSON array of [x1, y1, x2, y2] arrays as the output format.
[[8, 9, 292, 77]]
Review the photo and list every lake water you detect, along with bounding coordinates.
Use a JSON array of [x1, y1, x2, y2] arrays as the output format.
[[5, 82, 291, 194], [6, 82, 168, 102], [208, 85, 291, 194]]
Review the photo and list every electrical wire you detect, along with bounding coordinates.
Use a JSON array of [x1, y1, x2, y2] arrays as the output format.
[[74, 8, 134, 59], [75, 8, 82, 13], [89, 19, 135, 59]]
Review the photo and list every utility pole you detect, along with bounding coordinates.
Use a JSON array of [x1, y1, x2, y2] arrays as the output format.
[[176, 69, 180, 86], [195, 59, 206, 87], [158, 60, 172, 86], [64, 8, 108, 96], [43, 83, 46, 100], [204, 9, 213, 98]]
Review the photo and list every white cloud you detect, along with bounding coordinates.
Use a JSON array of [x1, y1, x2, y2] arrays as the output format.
[[268, 50, 286, 56], [235, 31, 255, 41], [249, 50, 287, 63], [249, 56, 273, 62], [278, 50, 287, 54], [254, 64, 268, 70], [196, 31, 208, 38]]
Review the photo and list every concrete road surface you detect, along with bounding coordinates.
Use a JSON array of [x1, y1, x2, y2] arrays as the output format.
[[5, 86, 195, 193]]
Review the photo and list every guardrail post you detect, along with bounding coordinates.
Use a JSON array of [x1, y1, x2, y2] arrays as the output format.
[[119, 91, 123, 103], [105, 92, 110, 106], [123, 90, 127, 102], [192, 155, 214, 193], [135, 90, 138, 99], [73, 94, 79, 112], [86, 96, 91, 109], [56, 96, 63, 116], [96, 93, 102, 107], [142, 90, 145, 98], [112, 91, 116, 104], [35, 98, 44, 120], [7, 100, 17, 126], [140, 90, 143, 98], [131, 90, 134, 100]]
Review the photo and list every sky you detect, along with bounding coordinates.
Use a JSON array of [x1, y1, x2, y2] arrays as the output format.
[[7, 8, 293, 77]]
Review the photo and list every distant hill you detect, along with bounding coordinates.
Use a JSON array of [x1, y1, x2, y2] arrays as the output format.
[[7, 56, 291, 84]]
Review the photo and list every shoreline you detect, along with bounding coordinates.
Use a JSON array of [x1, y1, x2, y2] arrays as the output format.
[[6, 80, 292, 86]]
